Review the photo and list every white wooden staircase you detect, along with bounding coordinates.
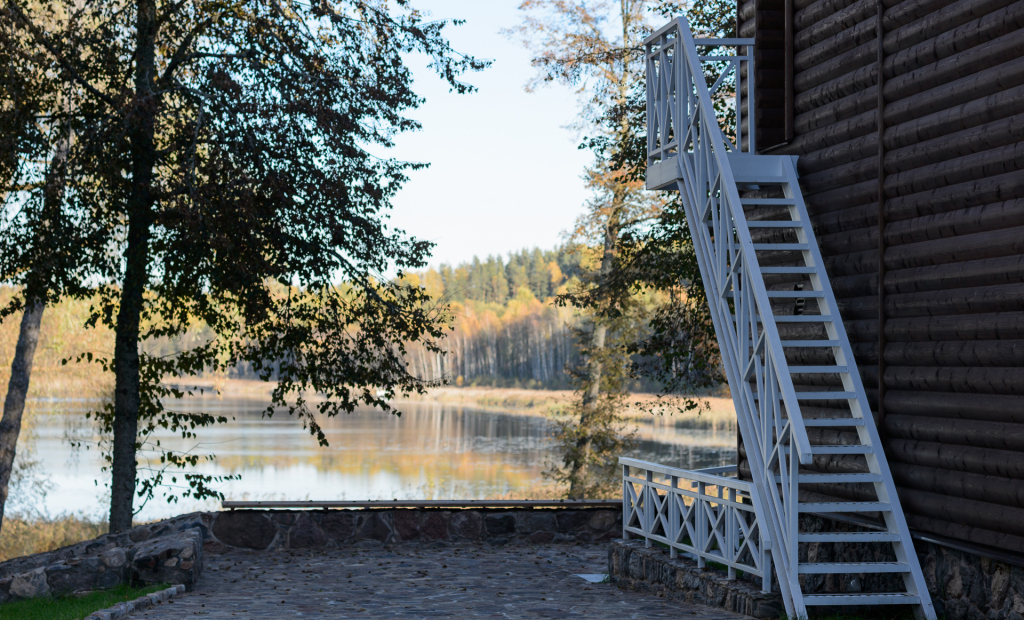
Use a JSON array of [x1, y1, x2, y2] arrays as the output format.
[[644, 17, 936, 619]]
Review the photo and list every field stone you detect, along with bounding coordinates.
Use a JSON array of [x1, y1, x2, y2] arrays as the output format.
[[523, 511, 557, 534], [131, 528, 203, 590], [555, 510, 589, 532], [392, 510, 422, 541], [588, 510, 617, 531], [450, 511, 483, 540], [421, 512, 449, 540], [358, 513, 393, 542], [288, 513, 327, 548], [47, 557, 122, 595], [101, 547, 127, 567], [484, 514, 516, 537], [212, 512, 276, 550], [9, 567, 49, 599], [321, 511, 358, 542]]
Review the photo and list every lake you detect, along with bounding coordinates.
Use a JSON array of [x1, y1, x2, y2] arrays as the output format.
[[21, 398, 737, 522]]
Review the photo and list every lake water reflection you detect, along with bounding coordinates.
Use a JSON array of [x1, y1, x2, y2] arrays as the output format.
[[26, 398, 736, 521]]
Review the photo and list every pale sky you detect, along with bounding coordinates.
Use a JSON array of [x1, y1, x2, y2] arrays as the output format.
[[387, 1, 594, 268]]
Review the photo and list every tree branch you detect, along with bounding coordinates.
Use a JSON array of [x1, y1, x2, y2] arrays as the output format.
[[3, 2, 117, 108]]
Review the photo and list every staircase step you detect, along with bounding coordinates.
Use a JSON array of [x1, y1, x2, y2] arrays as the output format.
[[781, 339, 840, 347], [799, 532, 902, 543], [774, 473, 881, 483], [798, 562, 909, 574], [795, 391, 857, 400], [809, 445, 874, 455], [803, 418, 866, 427], [767, 290, 824, 298], [773, 315, 833, 323], [804, 593, 920, 605], [799, 502, 889, 513], [760, 266, 816, 274], [733, 175, 788, 184], [740, 198, 796, 206], [747, 220, 802, 228], [753, 243, 809, 251], [790, 366, 848, 373]]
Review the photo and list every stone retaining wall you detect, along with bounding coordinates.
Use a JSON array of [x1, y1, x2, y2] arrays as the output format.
[[0, 507, 620, 603], [0, 517, 203, 603], [608, 539, 784, 619], [612, 515, 1024, 620], [201, 507, 621, 552]]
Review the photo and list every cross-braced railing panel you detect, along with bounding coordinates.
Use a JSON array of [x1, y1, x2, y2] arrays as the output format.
[[621, 458, 772, 589]]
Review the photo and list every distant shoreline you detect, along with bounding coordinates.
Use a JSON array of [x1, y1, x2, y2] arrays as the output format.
[[17, 374, 737, 431]]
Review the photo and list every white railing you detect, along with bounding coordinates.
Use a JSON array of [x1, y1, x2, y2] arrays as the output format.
[[621, 458, 772, 592], [646, 24, 755, 169], [645, 17, 816, 614]]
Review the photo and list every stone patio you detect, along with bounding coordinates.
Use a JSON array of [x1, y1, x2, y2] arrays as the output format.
[[132, 542, 756, 619]]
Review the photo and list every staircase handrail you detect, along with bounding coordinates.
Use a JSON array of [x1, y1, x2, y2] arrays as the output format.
[[644, 17, 814, 465]]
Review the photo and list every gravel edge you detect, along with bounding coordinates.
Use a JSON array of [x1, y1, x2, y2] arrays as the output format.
[[83, 584, 187, 620]]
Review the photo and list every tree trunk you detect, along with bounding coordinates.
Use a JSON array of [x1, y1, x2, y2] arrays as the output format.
[[0, 301, 45, 533], [109, 0, 158, 533], [567, 192, 624, 499]]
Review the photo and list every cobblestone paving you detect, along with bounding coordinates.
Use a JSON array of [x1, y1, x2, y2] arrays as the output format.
[[135, 543, 753, 619]]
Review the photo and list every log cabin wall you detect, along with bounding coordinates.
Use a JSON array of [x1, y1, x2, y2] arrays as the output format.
[[735, 0, 1024, 554]]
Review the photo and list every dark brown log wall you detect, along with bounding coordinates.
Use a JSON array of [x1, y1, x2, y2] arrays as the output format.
[[738, 0, 1024, 553]]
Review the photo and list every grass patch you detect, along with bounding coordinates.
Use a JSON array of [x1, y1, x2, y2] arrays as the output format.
[[0, 583, 169, 620]]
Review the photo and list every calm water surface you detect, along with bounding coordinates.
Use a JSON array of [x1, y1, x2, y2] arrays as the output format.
[[25, 398, 736, 521]]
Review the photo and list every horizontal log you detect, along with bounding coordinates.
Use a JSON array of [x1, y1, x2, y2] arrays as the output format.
[[885, 170, 1024, 223], [850, 339, 1024, 366], [837, 282, 1024, 319], [888, 199, 1024, 245], [887, 438, 1024, 478], [809, 170, 1024, 233], [824, 227, 1024, 277], [845, 312, 1024, 342], [794, 27, 1024, 131], [807, 163, 1024, 219], [795, 0, 828, 12], [795, 0, 866, 31], [884, 391, 1024, 423], [885, 414, 1024, 451], [867, 367, 1024, 395], [787, 80, 1024, 160], [814, 197, 1024, 246], [795, 0, 1021, 91], [904, 513, 1024, 555], [805, 141, 1024, 208], [899, 488, 1024, 537], [795, 13, 878, 76], [795, 1, 1024, 116], [798, 89, 1024, 174], [739, 0, 757, 22], [831, 255, 1024, 297], [801, 115, 1024, 194], [802, 459, 1024, 507], [892, 462, 1024, 507], [794, 0, 973, 59], [795, 0, 875, 52]]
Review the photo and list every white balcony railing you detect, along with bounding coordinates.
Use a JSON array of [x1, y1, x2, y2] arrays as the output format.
[[621, 457, 772, 592]]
